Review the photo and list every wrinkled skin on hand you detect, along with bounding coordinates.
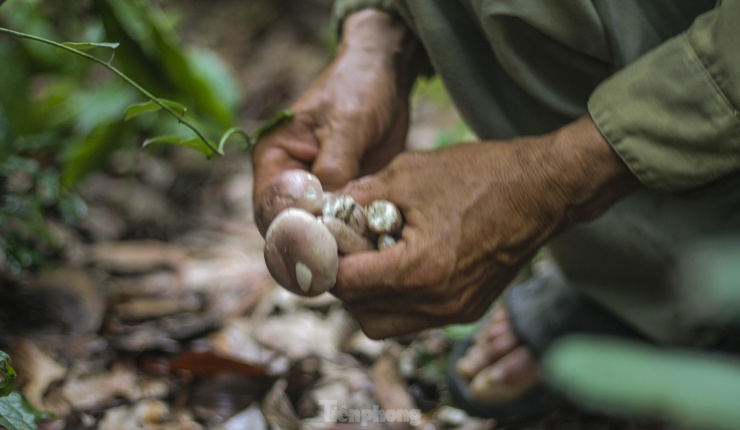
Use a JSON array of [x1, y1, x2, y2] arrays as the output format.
[[252, 51, 408, 191], [332, 117, 639, 339], [252, 10, 424, 230]]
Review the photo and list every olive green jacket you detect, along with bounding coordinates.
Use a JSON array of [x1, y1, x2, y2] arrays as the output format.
[[333, 0, 740, 193]]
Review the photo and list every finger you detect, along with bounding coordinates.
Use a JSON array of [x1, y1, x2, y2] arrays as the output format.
[[342, 281, 493, 329], [339, 172, 392, 207], [331, 242, 407, 302], [252, 125, 320, 195], [351, 308, 439, 340], [456, 329, 519, 380], [253, 145, 310, 187], [469, 345, 542, 404], [311, 126, 363, 191]]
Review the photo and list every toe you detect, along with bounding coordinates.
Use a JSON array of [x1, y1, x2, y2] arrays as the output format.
[[457, 329, 517, 378], [469, 345, 542, 404]]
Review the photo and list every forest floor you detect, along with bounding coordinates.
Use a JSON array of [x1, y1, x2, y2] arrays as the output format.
[[2, 1, 665, 429]]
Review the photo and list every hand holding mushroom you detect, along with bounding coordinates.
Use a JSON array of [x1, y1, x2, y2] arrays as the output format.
[[331, 118, 638, 339], [258, 170, 404, 297], [251, 11, 417, 211]]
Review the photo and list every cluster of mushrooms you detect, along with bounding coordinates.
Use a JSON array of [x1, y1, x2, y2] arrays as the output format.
[[256, 170, 403, 297]]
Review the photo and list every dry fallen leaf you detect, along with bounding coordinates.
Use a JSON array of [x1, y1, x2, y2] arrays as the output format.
[[252, 307, 354, 361], [12, 340, 67, 410], [88, 241, 188, 274]]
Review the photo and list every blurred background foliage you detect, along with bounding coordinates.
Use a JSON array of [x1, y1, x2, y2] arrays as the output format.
[[0, 0, 242, 274]]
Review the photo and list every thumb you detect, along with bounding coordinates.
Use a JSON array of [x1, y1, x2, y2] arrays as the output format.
[[339, 173, 391, 208], [311, 133, 363, 191]]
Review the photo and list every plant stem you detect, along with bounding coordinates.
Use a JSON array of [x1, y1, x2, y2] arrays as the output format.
[[0, 26, 221, 155]]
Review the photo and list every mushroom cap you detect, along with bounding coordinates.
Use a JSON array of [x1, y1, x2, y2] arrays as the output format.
[[255, 170, 324, 236], [264, 208, 338, 297], [377, 234, 397, 251], [366, 200, 403, 235], [323, 194, 368, 237]]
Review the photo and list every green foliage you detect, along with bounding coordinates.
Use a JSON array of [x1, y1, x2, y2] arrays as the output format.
[[124, 99, 187, 122], [0, 350, 16, 397], [0, 393, 49, 430], [0, 0, 248, 273], [0, 149, 87, 274], [0, 350, 46, 430], [56, 41, 119, 59], [434, 122, 475, 149], [143, 135, 213, 157]]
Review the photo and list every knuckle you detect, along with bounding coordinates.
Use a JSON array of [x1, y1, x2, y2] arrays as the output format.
[[411, 251, 455, 290]]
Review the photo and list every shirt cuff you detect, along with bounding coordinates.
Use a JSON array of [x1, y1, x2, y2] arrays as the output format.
[[588, 7, 740, 193], [331, 0, 398, 37]]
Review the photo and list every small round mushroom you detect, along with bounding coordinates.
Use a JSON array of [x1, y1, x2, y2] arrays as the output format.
[[366, 200, 403, 235], [255, 170, 324, 236], [264, 208, 338, 297], [322, 195, 368, 237], [377, 234, 397, 251]]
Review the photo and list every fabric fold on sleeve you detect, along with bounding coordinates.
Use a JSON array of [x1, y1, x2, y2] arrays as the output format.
[[588, 0, 740, 193], [331, 0, 398, 37]]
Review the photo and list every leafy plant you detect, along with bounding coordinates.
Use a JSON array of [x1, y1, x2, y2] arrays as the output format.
[[0, 26, 291, 158], [0, 0, 291, 273], [0, 150, 86, 274], [0, 350, 48, 430]]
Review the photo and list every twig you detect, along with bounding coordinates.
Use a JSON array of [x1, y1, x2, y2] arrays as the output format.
[[0, 26, 221, 155]]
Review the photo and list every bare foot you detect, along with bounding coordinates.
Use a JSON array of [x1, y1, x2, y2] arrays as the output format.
[[455, 305, 542, 404]]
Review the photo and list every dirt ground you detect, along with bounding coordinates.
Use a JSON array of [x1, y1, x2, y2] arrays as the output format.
[[1, 1, 667, 429]]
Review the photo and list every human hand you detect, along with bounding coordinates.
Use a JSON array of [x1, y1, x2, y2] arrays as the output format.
[[252, 10, 427, 236], [332, 117, 640, 339]]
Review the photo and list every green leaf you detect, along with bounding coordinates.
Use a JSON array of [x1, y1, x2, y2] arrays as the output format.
[[0, 392, 49, 430], [544, 336, 740, 430], [143, 135, 214, 157], [61, 121, 126, 187], [75, 80, 137, 135], [186, 49, 242, 111], [55, 41, 120, 54], [124, 99, 187, 122], [0, 351, 16, 397]]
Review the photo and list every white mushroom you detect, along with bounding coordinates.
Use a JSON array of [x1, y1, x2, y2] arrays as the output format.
[[255, 170, 324, 236], [264, 209, 338, 297], [366, 200, 403, 235], [377, 234, 397, 251], [322, 195, 368, 237]]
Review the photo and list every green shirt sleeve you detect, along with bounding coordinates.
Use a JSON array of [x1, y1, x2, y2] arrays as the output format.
[[588, 0, 740, 193], [331, 0, 398, 36]]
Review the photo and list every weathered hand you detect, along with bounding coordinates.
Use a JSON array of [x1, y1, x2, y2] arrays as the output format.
[[252, 10, 426, 236], [332, 117, 639, 339]]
